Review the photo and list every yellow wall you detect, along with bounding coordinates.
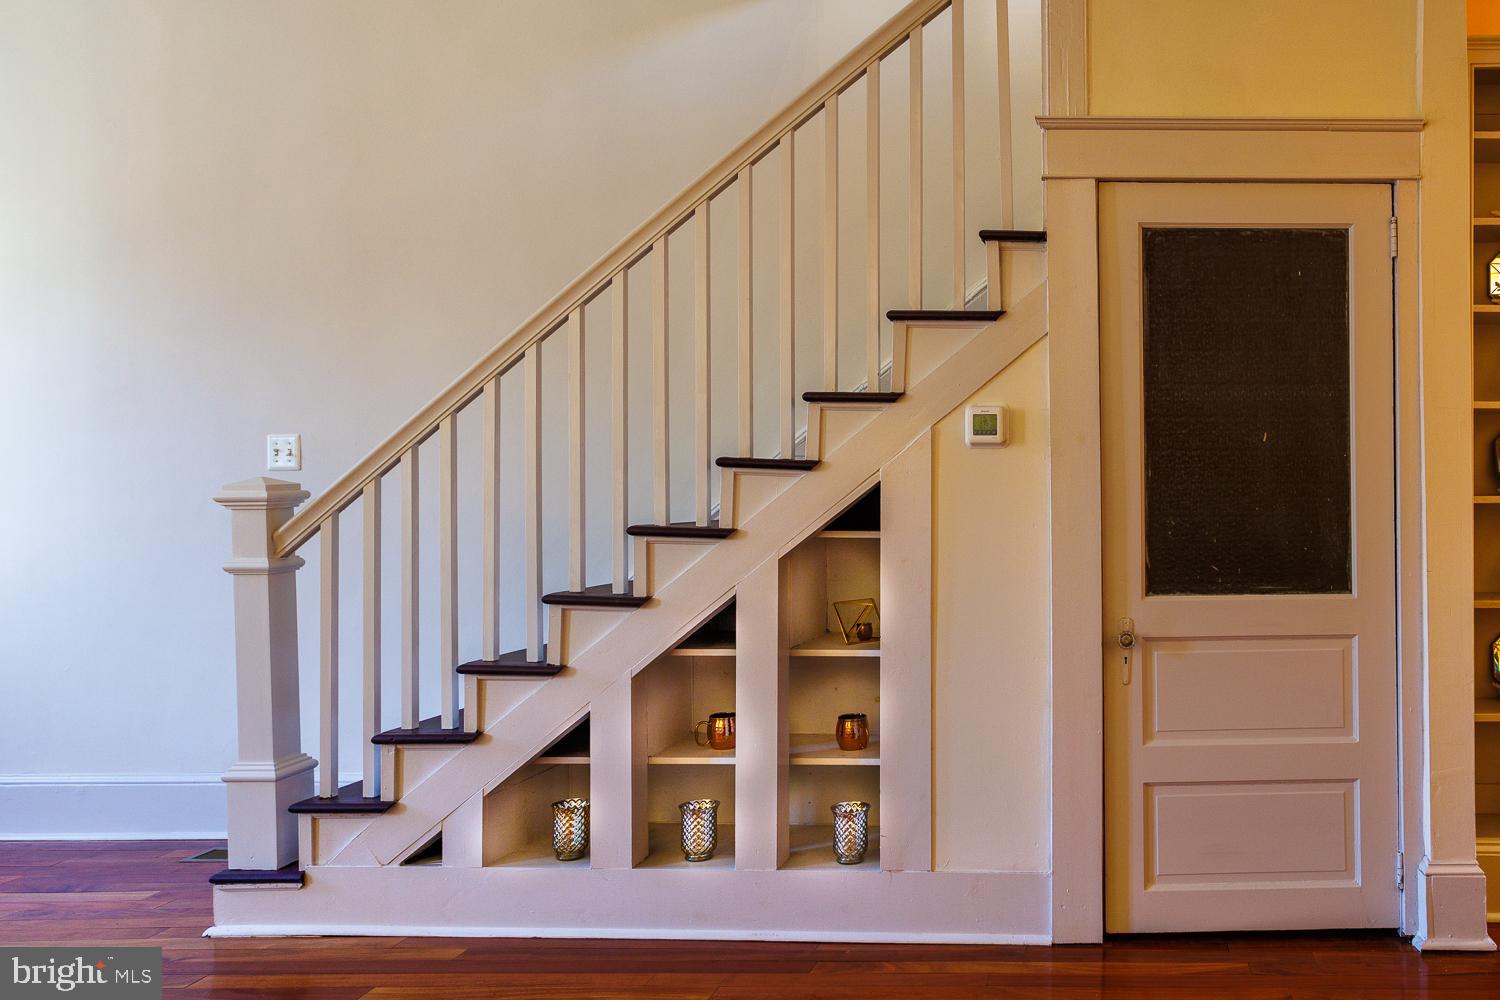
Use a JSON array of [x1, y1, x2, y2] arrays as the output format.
[[933, 340, 1051, 872], [1088, 0, 1418, 117]]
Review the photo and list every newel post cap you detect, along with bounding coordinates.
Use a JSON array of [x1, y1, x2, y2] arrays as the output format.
[[214, 477, 311, 511]]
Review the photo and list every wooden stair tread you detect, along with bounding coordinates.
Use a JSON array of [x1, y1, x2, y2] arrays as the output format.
[[715, 457, 819, 471], [288, 782, 394, 815], [802, 391, 903, 404], [978, 228, 1046, 243], [456, 652, 562, 677], [371, 711, 480, 745], [625, 521, 735, 539], [541, 583, 649, 608], [208, 863, 305, 886], [886, 308, 1003, 322]]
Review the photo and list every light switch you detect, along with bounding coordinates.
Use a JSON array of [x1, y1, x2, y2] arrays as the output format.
[[267, 434, 302, 471]]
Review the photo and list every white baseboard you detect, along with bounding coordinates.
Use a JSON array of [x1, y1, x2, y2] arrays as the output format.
[[0, 773, 227, 840], [0, 772, 354, 840]]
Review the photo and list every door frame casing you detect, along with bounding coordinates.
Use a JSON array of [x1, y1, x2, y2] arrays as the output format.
[[1042, 119, 1433, 943]]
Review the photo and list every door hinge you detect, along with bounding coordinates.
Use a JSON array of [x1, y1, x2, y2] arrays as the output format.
[[1395, 850, 1404, 890], [1389, 217, 1398, 259]]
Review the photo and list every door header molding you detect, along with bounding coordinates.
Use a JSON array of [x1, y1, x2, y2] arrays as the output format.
[[1040, 117, 1422, 182]]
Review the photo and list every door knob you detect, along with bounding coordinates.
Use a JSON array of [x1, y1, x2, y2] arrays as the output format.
[[1116, 617, 1136, 685]]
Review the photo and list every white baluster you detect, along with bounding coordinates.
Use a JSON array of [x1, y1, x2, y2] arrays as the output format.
[[611, 277, 630, 593], [318, 513, 339, 797], [523, 342, 544, 661], [737, 168, 753, 456], [694, 205, 711, 525], [567, 307, 586, 590], [438, 413, 458, 729], [909, 23, 924, 308], [652, 237, 670, 523], [951, 0, 967, 306], [481, 379, 501, 659], [823, 92, 839, 392], [779, 130, 796, 458], [400, 449, 419, 729], [995, 0, 1014, 229], [866, 58, 882, 391], [361, 481, 380, 798]]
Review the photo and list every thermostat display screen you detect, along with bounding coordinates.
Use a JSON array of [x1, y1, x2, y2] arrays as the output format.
[[972, 412, 998, 435]]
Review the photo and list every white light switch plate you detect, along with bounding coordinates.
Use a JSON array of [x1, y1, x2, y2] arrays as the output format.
[[267, 434, 302, 471]]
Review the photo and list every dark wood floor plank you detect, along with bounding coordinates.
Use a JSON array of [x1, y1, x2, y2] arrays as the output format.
[[0, 840, 1496, 999]]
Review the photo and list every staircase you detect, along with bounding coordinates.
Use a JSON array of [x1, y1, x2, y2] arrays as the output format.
[[210, 0, 1050, 941]]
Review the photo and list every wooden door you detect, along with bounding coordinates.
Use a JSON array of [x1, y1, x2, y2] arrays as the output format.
[[1101, 183, 1399, 933]]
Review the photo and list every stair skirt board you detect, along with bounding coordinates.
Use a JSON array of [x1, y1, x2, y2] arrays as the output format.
[[208, 868, 1050, 943], [228, 283, 1048, 905]]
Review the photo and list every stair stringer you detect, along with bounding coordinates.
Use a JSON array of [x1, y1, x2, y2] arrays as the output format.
[[329, 281, 1048, 868]]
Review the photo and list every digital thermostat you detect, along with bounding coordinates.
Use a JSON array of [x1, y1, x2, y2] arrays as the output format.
[[964, 405, 1009, 447]]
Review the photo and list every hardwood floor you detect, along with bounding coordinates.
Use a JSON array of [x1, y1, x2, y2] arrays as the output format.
[[2, 840, 1498, 998]]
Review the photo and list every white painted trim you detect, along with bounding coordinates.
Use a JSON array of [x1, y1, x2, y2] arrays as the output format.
[[0, 770, 357, 840], [206, 924, 1052, 945], [210, 864, 1050, 942], [1041, 121, 1422, 182]]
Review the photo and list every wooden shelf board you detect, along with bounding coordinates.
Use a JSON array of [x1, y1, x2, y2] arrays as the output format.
[[638, 822, 735, 869], [1475, 402, 1500, 411], [1475, 217, 1500, 227], [817, 530, 880, 540], [1477, 593, 1500, 609], [667, 637, 736, 657], [790, 633, 880, 657], [1478, 699, 1500, 723], [647, 737, 736, 765], [491, 839, 590, 870], [788, 732, 880, 765], [782, 824, 881, 871], [1479, 813, 1500, 846], [534, 753, 590, 765], [1477, 496, 1500, 504]]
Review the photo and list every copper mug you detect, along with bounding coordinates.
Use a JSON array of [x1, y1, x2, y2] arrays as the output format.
[[694, 711, 736, 751], [835, 713, 869, 751]]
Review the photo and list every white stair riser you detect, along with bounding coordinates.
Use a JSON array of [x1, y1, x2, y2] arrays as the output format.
[[379, 744, 464, 804], [988, 241, 1046, 312], [548, 604, 630, 666], [632, 536, 717, 598], [806, 404, 883, 462], [719, 468, 803, 529], [473, 677, 548, 731], [300, 813, 372, 867], [893, 322, 988, 394]]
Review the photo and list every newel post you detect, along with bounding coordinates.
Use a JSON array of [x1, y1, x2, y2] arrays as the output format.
[[214, 477, 316, 871]]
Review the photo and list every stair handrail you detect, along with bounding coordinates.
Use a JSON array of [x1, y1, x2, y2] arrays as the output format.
[[271, 0, 960, 558]]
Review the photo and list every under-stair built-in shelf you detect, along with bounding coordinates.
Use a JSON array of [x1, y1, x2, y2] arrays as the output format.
[[482, 717, 591, 869], [634, 617, 738, 868], [778, 486, 883, 869]]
